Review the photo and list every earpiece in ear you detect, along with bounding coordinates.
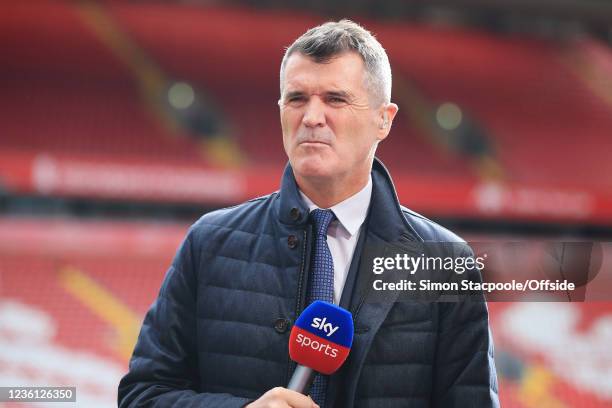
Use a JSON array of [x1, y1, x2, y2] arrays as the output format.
[[381, 113, 389, 129]]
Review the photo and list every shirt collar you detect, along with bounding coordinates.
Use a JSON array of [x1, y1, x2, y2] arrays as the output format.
[[299, 175, 372, 237]]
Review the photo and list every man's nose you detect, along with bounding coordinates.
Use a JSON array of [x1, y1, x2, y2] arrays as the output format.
[[302, 97, 326, 128]]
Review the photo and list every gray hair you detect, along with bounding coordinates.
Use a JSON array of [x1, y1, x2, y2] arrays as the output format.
[[280, 19, 392, 105]]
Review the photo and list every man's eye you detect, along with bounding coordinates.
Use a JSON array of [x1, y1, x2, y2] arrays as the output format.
[[327, 97, 347, 105], [287, 96, 306, 103]]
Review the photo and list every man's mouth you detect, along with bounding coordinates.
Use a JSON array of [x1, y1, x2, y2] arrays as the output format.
[[299, 140, 330, 146]]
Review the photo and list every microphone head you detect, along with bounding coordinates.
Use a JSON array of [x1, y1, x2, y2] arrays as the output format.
[[289, 300, 354, 375]]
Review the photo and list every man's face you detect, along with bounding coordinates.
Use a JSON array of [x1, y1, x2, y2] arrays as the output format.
[[279, 52, 390, 187]]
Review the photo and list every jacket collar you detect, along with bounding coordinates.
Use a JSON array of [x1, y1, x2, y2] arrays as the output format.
[[277, 163, 311, 226], [276, 157, 421, 243], [367, 158, 422, 243]]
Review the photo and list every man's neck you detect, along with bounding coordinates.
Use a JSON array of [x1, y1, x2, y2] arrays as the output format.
[[295, 172, 371, 209]]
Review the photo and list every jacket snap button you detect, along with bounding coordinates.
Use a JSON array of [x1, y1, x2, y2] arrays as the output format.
[[290, 207, 301, 221], [287, 235, 298, 249], [274, 318, 290, 333]]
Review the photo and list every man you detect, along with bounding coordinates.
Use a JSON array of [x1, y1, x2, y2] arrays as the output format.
[[119, 20, 499, 407]]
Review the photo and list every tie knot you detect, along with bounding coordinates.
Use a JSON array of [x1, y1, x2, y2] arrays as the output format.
[[310, 209, 335, 237]]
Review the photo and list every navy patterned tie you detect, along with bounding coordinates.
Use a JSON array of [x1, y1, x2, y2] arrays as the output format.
[[306, 209, 335, 407]]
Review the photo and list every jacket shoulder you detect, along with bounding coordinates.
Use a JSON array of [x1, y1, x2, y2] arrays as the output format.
[[191, 192, 277, 234], [400, 205, 466, 243]]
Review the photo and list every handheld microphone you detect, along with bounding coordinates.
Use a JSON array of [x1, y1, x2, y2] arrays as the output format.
[[287, 300, 354, 393]]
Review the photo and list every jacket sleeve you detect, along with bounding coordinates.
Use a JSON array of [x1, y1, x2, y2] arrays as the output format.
[[432, 246, 500, 408], [118, 228, 252, 407]]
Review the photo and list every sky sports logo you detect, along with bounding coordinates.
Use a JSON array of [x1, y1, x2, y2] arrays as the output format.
[[293, 316, 342, 357], [288, 301, 354, 375]]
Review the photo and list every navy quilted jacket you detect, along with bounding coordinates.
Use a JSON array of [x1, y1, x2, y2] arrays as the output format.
[[118, 159, 499, 407]]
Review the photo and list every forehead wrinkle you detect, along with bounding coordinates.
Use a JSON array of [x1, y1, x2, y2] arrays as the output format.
[[281, 53, 371, 100], [284, 78, 360, 99]]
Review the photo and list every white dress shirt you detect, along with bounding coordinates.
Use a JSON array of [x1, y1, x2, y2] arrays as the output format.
[[299, 175, 372, 304]]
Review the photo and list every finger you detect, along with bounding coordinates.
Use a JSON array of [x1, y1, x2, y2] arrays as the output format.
[[270, 387, 318, 408]]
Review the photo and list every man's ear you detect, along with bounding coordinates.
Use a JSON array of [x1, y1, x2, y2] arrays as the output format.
[[377, 103, 399, 140]]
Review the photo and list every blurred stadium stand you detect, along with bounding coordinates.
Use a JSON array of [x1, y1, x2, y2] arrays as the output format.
[[1, 1, 611, 407], [2, 2, 612, 223]]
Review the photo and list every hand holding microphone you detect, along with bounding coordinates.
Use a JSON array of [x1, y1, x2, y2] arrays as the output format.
[[246, 301, 354, 407], [245, 387, 319, 408]]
